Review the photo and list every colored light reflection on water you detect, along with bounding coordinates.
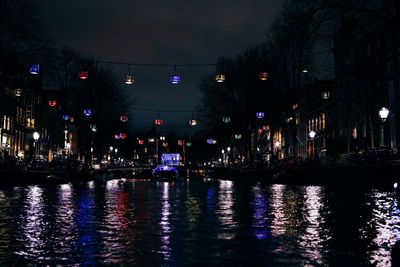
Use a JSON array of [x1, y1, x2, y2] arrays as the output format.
[[0, 180, 399, 266]]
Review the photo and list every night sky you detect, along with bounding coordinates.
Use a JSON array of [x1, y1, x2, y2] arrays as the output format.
[[39, 0, 282, 134]]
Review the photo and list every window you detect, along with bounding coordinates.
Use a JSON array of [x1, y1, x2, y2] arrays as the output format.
[[2, 116, 12, 131]]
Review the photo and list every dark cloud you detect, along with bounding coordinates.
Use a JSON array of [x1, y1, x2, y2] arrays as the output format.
[[39, 0, 282, 133]]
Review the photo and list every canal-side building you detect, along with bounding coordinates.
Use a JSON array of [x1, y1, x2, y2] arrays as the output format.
[[0, 60, 66, 162], [333, 5, 400, 155]]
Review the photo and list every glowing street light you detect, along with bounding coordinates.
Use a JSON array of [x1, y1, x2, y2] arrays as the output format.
[[309, 130, 316, 139], [379, 107, 389, 121], [33, 132, 40, 142], [33, 132, 40, 157], [379, 107, 390, 147], [110, 146, 114, 152], [309, 130, 316, 159]]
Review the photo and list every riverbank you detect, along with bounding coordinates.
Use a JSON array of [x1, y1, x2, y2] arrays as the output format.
[[0, 169, 90, 186], [1, 163, 399, 189]]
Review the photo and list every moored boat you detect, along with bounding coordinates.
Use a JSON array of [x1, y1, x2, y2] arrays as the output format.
[[152, 165, 178, 181]]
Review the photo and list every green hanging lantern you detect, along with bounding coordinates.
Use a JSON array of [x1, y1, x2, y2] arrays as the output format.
[[223, 116, 231, 123]]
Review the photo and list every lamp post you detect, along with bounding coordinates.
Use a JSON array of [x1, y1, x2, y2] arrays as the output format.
[[379, 107, 389, 147], [110, 146, 114, 165], [66, 142, 71, 155], [33, 132, 40, 158], [227, 147, 231, 166], [309, 130, 316, 159]]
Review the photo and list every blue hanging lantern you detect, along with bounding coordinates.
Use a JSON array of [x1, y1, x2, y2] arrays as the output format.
[[63, 114, 70, 121], [170, 66, 180, 84], [207, 139, 213, 144], [83, 109, 92, 116], [28, 64, 40, 75], [256, 112, 264, 119], [170, 75, 180, 84]]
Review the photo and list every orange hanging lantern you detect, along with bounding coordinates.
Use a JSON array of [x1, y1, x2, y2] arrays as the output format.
[[259, 72, 269, 81], [189, 119, 198, 126], [215, 74, 225, 83]]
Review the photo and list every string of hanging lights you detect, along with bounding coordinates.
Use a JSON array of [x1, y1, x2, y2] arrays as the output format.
[[26, 60, 271, 88], [24, 61, 271, 148]]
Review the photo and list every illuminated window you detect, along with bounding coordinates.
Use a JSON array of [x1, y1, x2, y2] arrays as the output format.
[[26, 117, 35, 129], [322, 113, 326, 129], [352, 127, 357, 139], [2, 116, 13, 131]]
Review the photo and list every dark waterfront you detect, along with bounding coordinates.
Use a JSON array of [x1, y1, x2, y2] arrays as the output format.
[[0, 178, 399, 266]]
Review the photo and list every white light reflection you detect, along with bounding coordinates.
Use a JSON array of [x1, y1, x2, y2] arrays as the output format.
[[269, 184, 287, 236], [88, 181, 95, 189], [56, 183, 75, 255], [19, 186, 45, 257], [217, 180, 237, 240], [299, 186, 323, 265], [106, 179, 120, 190], [368, 191, 400, 266], [160, 182, 171, 260]]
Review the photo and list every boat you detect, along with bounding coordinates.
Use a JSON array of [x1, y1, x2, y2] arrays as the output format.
[[152, 165, 178, 181]]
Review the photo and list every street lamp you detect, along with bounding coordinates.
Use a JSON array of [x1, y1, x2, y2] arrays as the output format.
[[309, 130, 316, 139], [379, 107, 390, 147], [66, 142, 71, 155], [33, 132, 40, 157], [109, 146, 114, 165], [274, 141, 280, 148], [309, 130, 316, 159]]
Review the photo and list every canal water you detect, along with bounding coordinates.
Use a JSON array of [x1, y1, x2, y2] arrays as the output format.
[[0, 178, 399, 266]]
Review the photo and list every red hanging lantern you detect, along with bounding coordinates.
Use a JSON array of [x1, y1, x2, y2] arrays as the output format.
[[258, 129, 263, 134], [263, 125, 270, 131], [154, 119, 163, 125], [48, 100, 57, 107], [138, 139, 144, 145], [178, 140, 184, 146], [79, 71, 88, 80], [119, 132, 127, 139], [120, 115, 128, 122]]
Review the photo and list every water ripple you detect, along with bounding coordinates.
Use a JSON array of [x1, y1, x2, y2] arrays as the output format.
[[0, 179, 398, 265]]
